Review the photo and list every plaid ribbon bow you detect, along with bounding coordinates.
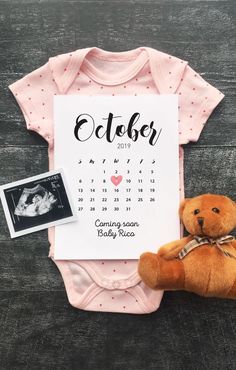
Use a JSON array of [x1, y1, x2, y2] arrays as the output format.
[[178, 235, 236, 260]]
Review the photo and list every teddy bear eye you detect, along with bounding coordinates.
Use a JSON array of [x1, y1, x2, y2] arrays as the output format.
[[212, 207, 220, 213], [193, 209, 200, 215]]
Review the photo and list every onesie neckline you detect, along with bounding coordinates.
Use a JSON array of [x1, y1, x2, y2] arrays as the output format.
[[81, 47, 149, 85], [54, 46, 188, 95]]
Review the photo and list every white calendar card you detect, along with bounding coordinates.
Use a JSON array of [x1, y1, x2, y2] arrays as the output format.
[[54, 95, 180, 260]]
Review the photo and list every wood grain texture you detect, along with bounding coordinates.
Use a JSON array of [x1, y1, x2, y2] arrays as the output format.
[[0, 1, 235, 370], [0, 291, 235, 370]]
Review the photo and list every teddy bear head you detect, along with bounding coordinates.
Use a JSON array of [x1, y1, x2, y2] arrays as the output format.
[[179, 194, 236, 238]]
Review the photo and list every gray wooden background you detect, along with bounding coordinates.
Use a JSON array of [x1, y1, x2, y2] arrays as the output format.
[[0, 1, 235, 369]]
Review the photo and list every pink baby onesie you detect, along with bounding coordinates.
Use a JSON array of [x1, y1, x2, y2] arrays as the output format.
[[9, 47, 224, 314]]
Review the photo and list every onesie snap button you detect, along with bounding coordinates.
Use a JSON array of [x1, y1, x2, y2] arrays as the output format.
[[112, 281, 120, 289], [101, 278, 110, 287]]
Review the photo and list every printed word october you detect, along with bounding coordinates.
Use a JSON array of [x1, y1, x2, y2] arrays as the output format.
[[74, 113, 162, 146]]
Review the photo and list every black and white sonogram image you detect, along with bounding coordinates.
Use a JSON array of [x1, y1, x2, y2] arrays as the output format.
[[1, 170, 76, 236], [14, 184, 57, 217]]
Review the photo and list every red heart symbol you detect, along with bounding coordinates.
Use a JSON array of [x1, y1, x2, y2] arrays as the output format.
[[111, 175, 123, 186]]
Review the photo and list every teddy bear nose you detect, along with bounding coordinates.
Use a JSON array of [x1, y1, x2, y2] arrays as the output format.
[[197, 217, 204, 227]]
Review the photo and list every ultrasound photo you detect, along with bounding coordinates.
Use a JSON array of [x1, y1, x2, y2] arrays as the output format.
[[0, 169, 77, 238], [14, 184, 57, 217]]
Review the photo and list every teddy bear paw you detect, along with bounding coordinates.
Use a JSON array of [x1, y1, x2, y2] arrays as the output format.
[[138, 252, 160, 289]]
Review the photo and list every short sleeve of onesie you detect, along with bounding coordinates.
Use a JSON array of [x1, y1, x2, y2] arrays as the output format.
[[8, 62, 57, 149], [146, 48, 224, 145], [8, 50, 87, 151], [9, 63, 57, 147], [177, 64, 224, 144], [8, 47, 77, 150]]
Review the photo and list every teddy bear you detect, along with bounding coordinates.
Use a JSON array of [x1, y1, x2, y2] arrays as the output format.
[[138, 194, 236, 299]]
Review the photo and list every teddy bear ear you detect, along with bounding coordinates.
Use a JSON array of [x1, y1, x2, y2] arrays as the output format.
[[179, 198, 191, 220]]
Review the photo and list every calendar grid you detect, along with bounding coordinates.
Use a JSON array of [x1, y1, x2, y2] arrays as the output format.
[[76, 157, 158, 214]]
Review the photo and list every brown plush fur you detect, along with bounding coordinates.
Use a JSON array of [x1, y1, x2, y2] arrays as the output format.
[[138, 194, 236, 299]]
